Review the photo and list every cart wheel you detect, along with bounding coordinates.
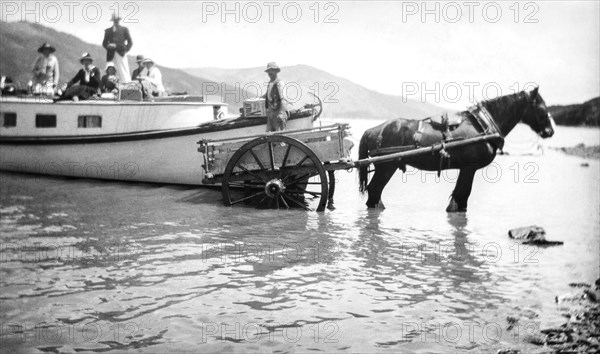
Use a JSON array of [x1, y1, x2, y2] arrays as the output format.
[[222, 135, 329, 212]]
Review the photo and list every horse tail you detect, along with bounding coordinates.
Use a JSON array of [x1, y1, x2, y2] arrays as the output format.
[[358, 131, 370, 194]]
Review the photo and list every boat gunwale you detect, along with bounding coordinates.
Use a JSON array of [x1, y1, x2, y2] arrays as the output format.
[[0, 97, 228, 107], [0, 115, 311, 145]]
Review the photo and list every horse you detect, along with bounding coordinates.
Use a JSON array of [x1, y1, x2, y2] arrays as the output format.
[[358, 87, 555, 211]]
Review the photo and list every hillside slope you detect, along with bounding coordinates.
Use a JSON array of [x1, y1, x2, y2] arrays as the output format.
[[185, 65, 445, 119], [548, 97, 599, 126], [0, 21, 244, 108]]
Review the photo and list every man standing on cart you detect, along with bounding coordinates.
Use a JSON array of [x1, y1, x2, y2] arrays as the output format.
[[263, 62, 289, 131]]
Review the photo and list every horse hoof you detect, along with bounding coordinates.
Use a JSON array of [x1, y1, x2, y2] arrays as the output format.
[[366, 201, 385, 209], [446, 198, 464, 213], [327, 200, 336, 210]]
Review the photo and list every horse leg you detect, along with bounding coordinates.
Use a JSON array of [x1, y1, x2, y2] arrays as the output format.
[[447, 168, 477, 212], [366, 162, 397, 209]]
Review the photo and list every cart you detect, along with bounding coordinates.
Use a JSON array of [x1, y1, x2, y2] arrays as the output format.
[[198, 124, 354, 211], [198, 123, 502, 212]]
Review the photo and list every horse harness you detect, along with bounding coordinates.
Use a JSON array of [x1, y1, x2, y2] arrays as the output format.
[[370, 105, 505, 176]]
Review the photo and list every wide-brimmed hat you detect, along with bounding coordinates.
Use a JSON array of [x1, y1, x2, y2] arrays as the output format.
[[105, 62, 116, 71], [110, 13, 121, 22], [265, 62, 280, 72], [79, 52, 93, 63], [142, 58, 154, 64], [37, 43, 55, 53], [135, 54, 145, 63]]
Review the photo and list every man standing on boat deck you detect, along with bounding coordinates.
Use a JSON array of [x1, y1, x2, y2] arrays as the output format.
[[31, 43, 59, 93], [263, 62, 289, 132], [102, 14, 132, 83]]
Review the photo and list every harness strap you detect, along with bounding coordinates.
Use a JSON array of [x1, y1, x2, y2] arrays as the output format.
[[413, 120, 424, 148], [375, 121, 389, 149], [436, 142, 451, 177], [468, 105, 505, 150], [480, 105, 503, 138]]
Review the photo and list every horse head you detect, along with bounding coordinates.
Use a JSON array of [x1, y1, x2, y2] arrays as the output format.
[[520, 87, 555, 138]]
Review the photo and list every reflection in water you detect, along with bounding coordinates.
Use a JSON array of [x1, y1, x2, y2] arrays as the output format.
[[0, 126, 598, 352]]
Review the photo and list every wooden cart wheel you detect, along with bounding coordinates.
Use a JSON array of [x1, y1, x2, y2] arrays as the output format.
[[221, 135, 329, 212]]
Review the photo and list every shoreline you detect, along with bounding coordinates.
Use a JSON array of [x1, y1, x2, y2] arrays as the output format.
[[530, 280, 600, 353], [550, 143, 600, 159]]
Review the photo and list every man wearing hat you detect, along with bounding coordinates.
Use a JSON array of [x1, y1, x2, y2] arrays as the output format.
[[262, 62, 289, 131], [131, 54, 145, 81], [31, 43, 59, 91], [102, 14, 133, 83], [56, 53, 101, 101], [67, 53, 101, 90], [138, 58, 165, 97]]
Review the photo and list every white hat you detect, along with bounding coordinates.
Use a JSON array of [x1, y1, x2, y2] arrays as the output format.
[[105, 62, 116, 71]]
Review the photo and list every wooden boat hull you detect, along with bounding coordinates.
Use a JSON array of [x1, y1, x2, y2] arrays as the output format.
[[0, 97, 314, 185]]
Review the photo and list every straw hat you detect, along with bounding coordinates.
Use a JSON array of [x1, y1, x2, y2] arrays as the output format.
[[265, 62, 280, 73]]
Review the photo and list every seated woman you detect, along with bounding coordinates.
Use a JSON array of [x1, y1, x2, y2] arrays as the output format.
[[31, 42, 59, 96], [56, 53, 101, 101], [138, 58, 166, 98], [100, 62, 120, 95]]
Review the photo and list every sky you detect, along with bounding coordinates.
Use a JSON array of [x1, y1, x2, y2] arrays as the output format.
[[2, 0, 599, 108]]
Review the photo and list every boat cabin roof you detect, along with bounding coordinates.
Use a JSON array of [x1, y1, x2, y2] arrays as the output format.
[[1, 95, 227, 106]]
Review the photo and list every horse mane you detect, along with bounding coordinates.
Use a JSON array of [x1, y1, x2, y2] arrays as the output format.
[[477, 91, 528, 117]]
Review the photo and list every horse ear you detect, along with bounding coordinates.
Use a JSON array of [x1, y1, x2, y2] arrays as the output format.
[[530, 86, 539, 96]]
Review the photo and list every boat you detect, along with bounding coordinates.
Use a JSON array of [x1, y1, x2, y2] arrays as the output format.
[[0, 94, 320, 185]]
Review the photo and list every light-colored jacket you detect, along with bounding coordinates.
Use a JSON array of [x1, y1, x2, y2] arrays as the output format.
[[140, 66, 165, 93], [32, 54, 59, 86]]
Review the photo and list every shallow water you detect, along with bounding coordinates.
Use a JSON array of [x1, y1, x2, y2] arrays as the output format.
[[1, 122, 598, 353]]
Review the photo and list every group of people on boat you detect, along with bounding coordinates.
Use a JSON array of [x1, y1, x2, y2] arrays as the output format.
[[25, 14, 165, 101], [2, 13, 290, 130]]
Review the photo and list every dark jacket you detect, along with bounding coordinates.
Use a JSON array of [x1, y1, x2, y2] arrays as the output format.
[[100, 74, 119, 93], [68, 67, 102, 90], [131, 67, 143, 81], [102, 25, 133, 61]]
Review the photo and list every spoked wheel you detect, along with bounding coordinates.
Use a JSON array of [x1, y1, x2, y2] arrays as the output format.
[[221, 135, 329, 212]]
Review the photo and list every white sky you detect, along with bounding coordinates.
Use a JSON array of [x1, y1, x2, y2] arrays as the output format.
[[2, 0, 599, 108]]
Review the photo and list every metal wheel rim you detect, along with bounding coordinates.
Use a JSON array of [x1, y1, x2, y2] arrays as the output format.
[[221, 135, 329, 212]]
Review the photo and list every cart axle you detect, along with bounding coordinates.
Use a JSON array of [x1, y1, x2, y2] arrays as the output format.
[[265, 179, 285, 198]]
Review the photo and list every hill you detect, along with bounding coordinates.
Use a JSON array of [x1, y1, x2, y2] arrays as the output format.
[[548, 97, 599, 126], [0, 21, 244, 109], [185, 65, 445, 119]]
